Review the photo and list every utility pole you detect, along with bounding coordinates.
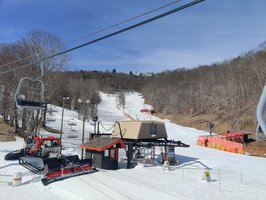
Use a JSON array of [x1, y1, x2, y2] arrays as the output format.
[[78, 99, 90, 159], [60, 97, 69, 154]]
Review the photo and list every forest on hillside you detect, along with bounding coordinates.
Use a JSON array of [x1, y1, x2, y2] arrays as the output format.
[[142, 43, 266, 131], [0, 30, 265, 133]]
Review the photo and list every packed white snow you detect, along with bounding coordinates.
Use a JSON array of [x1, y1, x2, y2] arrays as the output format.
[[1, 92, 266, 200]]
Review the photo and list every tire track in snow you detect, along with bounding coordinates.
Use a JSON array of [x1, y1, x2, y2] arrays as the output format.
[[89, 174, 133, 200], [78, 176, 115, 200], [78, 175, 132, 200], [99, 170, 189, 200]]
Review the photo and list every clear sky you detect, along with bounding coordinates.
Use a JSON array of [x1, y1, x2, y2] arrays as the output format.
[[0, 0, 265, 73]]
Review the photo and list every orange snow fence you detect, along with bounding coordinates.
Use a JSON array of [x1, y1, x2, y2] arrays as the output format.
[[218, 131, 245, 143], [197, 136, 208, 147], [197, 134, 245, 154]]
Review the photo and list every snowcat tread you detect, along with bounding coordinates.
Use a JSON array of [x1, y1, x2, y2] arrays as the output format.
[[19, 158, 43, 174]]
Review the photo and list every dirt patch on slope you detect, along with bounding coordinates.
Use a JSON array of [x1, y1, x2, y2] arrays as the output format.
[[0, 119, 15, 141], [157, 113, 238, 133], [156, 113, 266, 157], [245, 144, 266, 158]]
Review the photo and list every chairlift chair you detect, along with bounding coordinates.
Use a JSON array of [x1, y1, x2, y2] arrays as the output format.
[[67, 119, 78, 138], [68, 119, 77, 126], [15, 54, 46, 110], [15, 77, 45, 109], [67, 129, 79, 138], [46, 115, 56, 122]]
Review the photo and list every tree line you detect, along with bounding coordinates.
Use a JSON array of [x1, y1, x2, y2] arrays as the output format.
[[0, 30, 265, 134], [141, 43, 266, 131], [0, 31, 69, 135], [0, 31, 144, 135]]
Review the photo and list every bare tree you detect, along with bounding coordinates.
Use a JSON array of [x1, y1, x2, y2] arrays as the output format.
[[0, 31, 70, 136]]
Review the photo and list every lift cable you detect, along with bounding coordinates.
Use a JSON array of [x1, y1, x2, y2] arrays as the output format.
[[0, 0, 182, 71], [71, 0, 182, 43], [0, 0, 205, 75], [0, 54, 36, 69], [44, 0, 205, 60]]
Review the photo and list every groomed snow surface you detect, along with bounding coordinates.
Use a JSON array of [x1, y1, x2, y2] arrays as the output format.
[[1, 92, 266, 200]]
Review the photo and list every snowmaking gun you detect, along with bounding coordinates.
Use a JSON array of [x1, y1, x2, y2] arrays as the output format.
[[5, 135, 97, 185]]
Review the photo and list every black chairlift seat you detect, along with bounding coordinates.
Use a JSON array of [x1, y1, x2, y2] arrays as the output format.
[[17, 99, 46, 109]]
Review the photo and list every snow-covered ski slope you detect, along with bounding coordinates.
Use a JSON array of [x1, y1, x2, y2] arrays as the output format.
[[1, 92, 266, 200]]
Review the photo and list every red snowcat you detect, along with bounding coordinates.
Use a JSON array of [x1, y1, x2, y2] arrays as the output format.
[[5, 135, 96, 185]]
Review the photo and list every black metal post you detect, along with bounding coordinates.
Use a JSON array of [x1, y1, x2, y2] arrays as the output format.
[[43, 103, 47, 127], [60, 98, 66, 154], [81, 103, 86, 159], [94, 121, 96, 134], [97, 121, 100, 134], [164, 140, 167, 163], [14, 109, 18, 135], [127, 143, 134, 169]]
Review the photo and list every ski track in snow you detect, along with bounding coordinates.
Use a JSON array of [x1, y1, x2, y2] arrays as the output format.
[[1, 92, 266, 200], [100, 170, 189, 200], [81, 174, 133, 200]]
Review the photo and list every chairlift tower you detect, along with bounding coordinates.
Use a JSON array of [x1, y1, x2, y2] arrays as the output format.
[[256, 83, 266, 140]]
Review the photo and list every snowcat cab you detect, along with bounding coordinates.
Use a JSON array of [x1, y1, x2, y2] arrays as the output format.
[[26, 136, 61, 157]]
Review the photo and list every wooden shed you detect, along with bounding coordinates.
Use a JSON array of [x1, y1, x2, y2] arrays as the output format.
[[80, 137, 125, 170], [112, 120, 168, 140]]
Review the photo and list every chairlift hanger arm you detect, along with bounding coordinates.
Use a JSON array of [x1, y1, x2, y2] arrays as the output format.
[[35, 54, 44, 78]]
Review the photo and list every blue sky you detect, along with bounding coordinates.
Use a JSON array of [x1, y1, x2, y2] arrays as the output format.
[[0, 0, 265, 73]]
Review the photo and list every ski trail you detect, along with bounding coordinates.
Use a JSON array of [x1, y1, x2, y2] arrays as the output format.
[[79, 175, 131, 200], [96, 170, 188, 200]]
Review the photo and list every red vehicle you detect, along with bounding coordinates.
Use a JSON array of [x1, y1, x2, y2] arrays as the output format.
[[5, 135, 96, 185], [140, 108, 149, 113]]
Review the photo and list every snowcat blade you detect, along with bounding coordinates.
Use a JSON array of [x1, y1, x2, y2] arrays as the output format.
[[41, 155, 96, 185], [41, 166, 97, 186]]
